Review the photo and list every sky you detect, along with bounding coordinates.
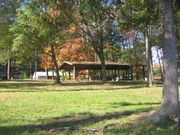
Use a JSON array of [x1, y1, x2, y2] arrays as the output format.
[[152, 46, 163, 65]]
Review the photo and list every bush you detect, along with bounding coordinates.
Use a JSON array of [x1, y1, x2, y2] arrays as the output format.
[[20, 72, 28, 79]]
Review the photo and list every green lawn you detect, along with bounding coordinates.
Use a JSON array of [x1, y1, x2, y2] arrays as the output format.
[[0, 80, 179, 135]]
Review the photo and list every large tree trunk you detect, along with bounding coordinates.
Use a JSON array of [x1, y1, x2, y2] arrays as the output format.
[[146, 0, 180, 121], [99, 52, 107, 83], [50, 45, 61, 84], [95, 46, 107, 83], [158, 0, 180, 117], [145, 31, 153, 87]]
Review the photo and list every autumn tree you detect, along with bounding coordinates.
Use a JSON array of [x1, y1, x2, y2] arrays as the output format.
[[59, 38, 94, 62], [11, 0, 74, 83]]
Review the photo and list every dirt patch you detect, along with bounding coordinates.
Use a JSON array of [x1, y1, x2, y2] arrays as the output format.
[[0, 92, 17, 102]]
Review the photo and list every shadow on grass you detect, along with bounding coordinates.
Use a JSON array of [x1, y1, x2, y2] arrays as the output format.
[[0, 80, 151, 93], [0, 80, 50, 89], [111, 102, 160, 107], [0, 86, 148, 93], [105, 120, 179, 135], [0, 107, 156, 135]]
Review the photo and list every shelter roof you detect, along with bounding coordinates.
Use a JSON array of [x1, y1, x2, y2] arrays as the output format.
[[59, 61, 131, 70]]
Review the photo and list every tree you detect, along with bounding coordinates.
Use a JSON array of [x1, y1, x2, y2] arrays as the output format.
[[119, 0, 159, 86], [10, 5, 45, 79], [59, 38, 94, 62], [159, 0, 180, 117], [75, 0, 114, 83], [11, 0, 74, 84], [149, 0, 180, 120], [0, 0, 20, 79]]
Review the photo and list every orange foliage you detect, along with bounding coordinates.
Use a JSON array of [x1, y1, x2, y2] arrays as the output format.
[[40, 38, 95, 69]]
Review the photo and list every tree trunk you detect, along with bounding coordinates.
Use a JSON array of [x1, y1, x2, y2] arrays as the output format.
[[45, 54, 49, 79], [52, 67, 54, 80], [7, 58, 10, 80], [50, 45, 61, 84], [140, 1, 180, 121], [45, 67, 49, 79], [34, 57, 38, 80], [29, 61, 33, 79], [145, 31, 153, 87], [97, 51, 107, 83], [154, 0, 180, 118], [156, 47, 163, 80], [34, 50, 38, 80], [150, 48, 154, 81]]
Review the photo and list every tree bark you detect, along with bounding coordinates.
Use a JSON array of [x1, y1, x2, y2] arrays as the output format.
[[155, 0, 180, 118], [97, 50, 107, 83], [50, 45, 61, 84], [145, 31, 153, 87]]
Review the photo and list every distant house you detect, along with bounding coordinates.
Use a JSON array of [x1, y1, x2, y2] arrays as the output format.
[[33, 71, 57, 80], [32, 71, 68, 80]]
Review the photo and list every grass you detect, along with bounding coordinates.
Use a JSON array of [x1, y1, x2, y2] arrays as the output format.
[[0, 80, 179, 135]]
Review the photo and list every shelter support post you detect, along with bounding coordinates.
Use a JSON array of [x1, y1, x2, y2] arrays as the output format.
[[99, 69, 101, 80], [115, 70, 117, 81], [143, 65, 145, 80], [107, 70, 109, 79], [88, 69, 92, 81], [73, 66, 76, 81], [131, 66, 133, 80], [68, 71, 71, 80], [126, 69, 128, 79], [118, 69, 120, 81]]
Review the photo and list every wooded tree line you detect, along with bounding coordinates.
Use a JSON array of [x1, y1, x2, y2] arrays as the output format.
[[0, 0, 177, 83], [0, 0, 180, 120]]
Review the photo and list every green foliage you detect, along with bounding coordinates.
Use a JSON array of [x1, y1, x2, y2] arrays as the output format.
[[0, 0, 20, 64], [119, 0, 159, 31], [10, 7, 43, 63], [20, 72, 28, 79], [10, 0, 74, 65]]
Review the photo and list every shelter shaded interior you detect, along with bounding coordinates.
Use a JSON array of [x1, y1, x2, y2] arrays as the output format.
[[59, 61, 145, 81]]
